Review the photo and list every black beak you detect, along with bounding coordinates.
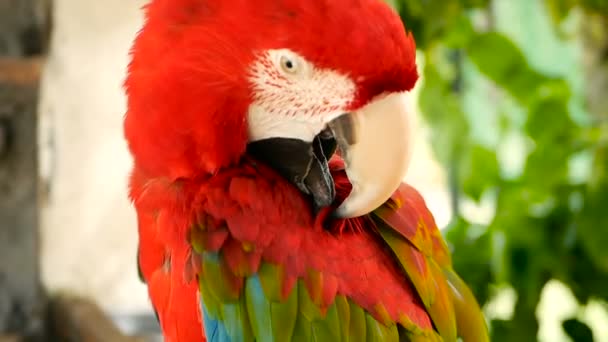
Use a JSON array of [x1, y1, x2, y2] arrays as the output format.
[[246, 127, 338, 213], [247, 92, 412, 219]]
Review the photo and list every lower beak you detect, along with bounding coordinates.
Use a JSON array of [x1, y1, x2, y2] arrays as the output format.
[[247, 92, 412, 218], [246, 131, 337, 212]]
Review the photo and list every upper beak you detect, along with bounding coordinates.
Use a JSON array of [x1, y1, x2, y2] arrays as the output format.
[[247, 92, 412, 218], [331, 92, 412, 218]]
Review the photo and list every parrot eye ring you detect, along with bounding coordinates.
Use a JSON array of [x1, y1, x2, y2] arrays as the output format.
[[279, 55, 298, 74]]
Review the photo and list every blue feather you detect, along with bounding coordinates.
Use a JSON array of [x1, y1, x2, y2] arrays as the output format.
[[245, 275, 274, 341], [201, 298, 232, 342], [222, 302, 248, 341]]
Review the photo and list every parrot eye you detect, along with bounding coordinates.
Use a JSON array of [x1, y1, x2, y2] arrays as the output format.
[[279, 55, 298, 74]]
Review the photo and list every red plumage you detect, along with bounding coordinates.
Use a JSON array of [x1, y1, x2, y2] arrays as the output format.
[[125, 1, 427, 341], [124, 0, 417, 180], [130, 156, 440, 341]]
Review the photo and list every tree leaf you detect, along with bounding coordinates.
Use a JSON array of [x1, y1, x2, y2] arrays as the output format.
[[466, 32, 550, 105], [562, 318, 594, 342], [459, 144, 499, 201]]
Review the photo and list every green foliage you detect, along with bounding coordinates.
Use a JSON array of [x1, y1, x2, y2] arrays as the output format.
[[562, 318, 594, 342], [392, 0, 608, 340], [546, 0, 608, 25]]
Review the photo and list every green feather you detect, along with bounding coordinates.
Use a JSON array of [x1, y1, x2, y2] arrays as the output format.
[[270, 280, 299, 341], [245, 275, 273, 341], [258, 262, 285, 301], [375, 221, 458, 341], [377, 227, 434, 307], [444, 269, 490, 342], [365, 313, 399, 342], [399, 326, 440, 342], [221, 299, 254, 342], [199, 253, 255, 341], [311, 301, 341, 342], [291, 279, 344, 342], [347, 299, 367, 342], [292, 312, 312, 342], [202, 252, 240, 301], [386, 323, 399, 342], [427, 260, 457, 342], [189, 220, 207, 254], [199, 266, 222, 319], [385, 323, 400, 341], [335, 296, 351, 342], [244, 267, 299, 342], [298, 279, 324, 322]]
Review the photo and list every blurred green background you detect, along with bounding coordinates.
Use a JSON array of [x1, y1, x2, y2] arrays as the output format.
[[386, 0, 608, 341]]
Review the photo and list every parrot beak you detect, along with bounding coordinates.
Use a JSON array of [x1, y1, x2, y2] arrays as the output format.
[[330, 92, 412, 218], [247, 92, 411, 218], [247, 130, 338, 212]]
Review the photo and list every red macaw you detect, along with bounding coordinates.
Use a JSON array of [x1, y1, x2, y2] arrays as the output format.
[[124, 0, 489, 341]]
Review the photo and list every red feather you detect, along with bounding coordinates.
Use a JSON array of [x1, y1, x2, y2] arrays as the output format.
[[130, 169, 206, 342]]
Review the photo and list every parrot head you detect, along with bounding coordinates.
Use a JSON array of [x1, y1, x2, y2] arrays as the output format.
[[125, 0, 418, 218]]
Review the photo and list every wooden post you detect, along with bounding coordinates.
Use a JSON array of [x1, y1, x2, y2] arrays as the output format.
[[0, 0, 51, 339], [48, 295, 143, 342]]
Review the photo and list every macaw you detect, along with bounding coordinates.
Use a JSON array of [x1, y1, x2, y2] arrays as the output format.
[[124, 0, 489, 341]]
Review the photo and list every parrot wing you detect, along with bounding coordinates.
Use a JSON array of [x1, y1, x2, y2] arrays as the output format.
[[131, 169, 207, 342], [372, 183, 489, 342]]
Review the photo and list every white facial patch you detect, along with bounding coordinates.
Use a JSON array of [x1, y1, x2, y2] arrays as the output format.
[[247, 49, 356, 142]]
